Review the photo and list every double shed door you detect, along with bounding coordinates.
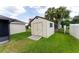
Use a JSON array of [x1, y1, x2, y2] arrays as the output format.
[[33, 22, 43, 36]]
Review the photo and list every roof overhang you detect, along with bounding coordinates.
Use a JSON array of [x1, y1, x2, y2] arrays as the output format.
[[0, 15, 15, 22], [0, 15, 26, 24]]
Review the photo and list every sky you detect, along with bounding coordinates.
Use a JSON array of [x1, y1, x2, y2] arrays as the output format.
[[0, 0, 79, 22]]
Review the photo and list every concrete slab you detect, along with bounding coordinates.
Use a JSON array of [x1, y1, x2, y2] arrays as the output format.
[[28, 35, 42, 40]]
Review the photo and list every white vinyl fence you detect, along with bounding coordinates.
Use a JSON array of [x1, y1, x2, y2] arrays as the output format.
[[69, 24, 79, 39]]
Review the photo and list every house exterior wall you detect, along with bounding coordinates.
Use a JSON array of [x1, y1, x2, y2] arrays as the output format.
[[31, 18, 54, 38], [69, 24, 79, 39], [10, 23, 25, 34]]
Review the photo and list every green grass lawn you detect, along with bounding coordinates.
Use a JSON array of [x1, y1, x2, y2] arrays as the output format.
[[0, 30, 79, 53], [0, 30, 34, 53]]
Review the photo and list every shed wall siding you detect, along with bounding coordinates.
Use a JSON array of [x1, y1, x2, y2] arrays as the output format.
[[10, 23, 25, 34], [47, 22, 54, 37], [42, 20, 47, 37], [31, 18, 54, 38], [31, 18, 47, 37]]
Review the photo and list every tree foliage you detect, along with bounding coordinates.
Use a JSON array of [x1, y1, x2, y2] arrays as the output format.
[[61, 20, 70, 28], [72, 15, 79, 24], [45, 6, 70, 22], [45, 6, 70, 30]]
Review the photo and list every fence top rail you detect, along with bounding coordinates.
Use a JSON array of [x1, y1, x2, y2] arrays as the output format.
[[70, 24, 79, 26]]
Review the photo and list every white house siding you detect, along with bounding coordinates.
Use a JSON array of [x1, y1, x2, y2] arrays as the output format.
[[10, 22, 25, 34], [69, 24, 79, 39]]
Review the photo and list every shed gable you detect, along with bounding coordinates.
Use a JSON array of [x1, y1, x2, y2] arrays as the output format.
[[32, 17, 47, 23]]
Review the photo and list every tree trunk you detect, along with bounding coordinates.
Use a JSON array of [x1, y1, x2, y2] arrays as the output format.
[[54, 21, 58, 31]]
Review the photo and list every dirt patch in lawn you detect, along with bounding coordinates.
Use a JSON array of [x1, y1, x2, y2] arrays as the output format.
[[0, 39, 34, 53]]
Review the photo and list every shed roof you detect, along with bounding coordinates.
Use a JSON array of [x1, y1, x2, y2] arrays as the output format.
[[27, 16, 52, 27], [11, 20, 26, 24], [30, 16, 46, 22]]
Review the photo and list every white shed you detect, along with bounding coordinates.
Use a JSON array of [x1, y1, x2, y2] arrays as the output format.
[[30, 16, 54, 39], [10, 19, 26, 34]]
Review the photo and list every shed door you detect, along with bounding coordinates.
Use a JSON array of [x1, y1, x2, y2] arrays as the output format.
[[33, 23, 38, 35], [33, 22, 43, 36], [37, 22, 42, 36]]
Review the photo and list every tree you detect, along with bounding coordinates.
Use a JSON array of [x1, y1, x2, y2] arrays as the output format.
[[56, 7, 70, 19], [72, 15, 79, 24], [45, 6, 70, 30], [45, 7, 57, 22], [61, 20, 70, 28]]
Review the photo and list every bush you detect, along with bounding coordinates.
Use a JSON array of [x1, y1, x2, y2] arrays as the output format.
[[61, 20, 71, 28]]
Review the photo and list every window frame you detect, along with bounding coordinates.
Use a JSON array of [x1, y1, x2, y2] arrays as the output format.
[[50, 23, 53, 28]]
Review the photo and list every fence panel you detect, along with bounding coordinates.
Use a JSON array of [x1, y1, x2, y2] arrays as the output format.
[[69, 24, 79, 39]]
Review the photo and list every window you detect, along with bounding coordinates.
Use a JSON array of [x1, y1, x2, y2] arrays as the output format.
[[50, 23, 53, 27]]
